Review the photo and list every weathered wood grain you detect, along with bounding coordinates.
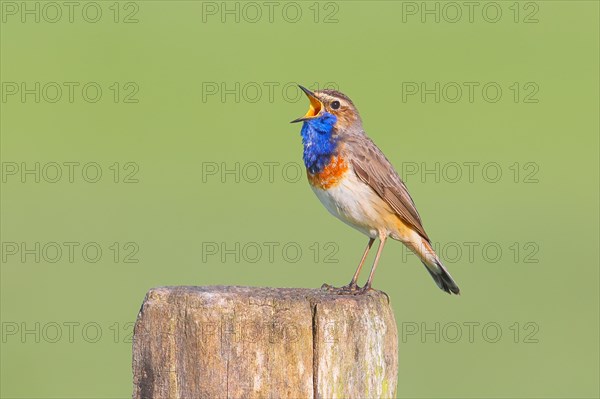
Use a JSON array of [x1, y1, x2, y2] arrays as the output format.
[[132, 286, 398, 399]]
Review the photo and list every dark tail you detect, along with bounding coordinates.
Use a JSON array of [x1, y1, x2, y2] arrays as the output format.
[[423, 260, 460, 295], [404, 233, 461, 295]]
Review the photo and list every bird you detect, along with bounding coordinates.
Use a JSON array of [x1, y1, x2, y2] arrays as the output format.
[[291, 85, 460, 295]]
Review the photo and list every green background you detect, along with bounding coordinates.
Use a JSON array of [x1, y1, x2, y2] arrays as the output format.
[[1, 1, 598, 397]]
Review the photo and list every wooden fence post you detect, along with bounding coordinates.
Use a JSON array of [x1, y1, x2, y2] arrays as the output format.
[[132, 286, 398, 398]]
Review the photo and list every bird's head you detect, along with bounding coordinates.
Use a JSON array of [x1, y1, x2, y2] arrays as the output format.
[[290, 86, 362, 133], [291, 86, 362, 173]]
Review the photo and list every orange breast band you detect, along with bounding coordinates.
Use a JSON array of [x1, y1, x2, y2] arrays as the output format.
[[307, 155, 349, 189]]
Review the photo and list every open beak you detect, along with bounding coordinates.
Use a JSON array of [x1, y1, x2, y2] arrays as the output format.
[[290, 85, 323, 123]]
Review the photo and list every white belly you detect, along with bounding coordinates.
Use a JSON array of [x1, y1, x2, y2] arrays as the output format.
[[311, 169, 395, 239]]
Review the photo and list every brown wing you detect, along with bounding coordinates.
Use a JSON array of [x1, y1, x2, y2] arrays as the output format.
[[346, 135, 430, 241]]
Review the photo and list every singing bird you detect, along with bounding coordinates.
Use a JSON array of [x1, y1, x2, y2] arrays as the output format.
[[291, 86, 460, 294]]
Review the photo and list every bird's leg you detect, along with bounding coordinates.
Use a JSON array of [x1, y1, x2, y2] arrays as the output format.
[[359, 236, 387, 294], [322, 238, 374, 293], [340, 238, 375, 292]]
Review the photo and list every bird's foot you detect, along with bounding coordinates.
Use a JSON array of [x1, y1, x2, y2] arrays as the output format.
[[356, 284, 373, 295], [321, 283, 388, 301], [320, 283, 337, 292], [356, 285, 389, 302], [321, 282, 361, 295], [339, 282, 361, 294]]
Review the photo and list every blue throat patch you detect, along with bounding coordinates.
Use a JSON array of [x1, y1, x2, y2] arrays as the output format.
[[300, 112, 338, 174]]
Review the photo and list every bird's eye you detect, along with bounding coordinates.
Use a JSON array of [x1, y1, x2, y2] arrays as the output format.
[[330, 100, 341, 110]]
